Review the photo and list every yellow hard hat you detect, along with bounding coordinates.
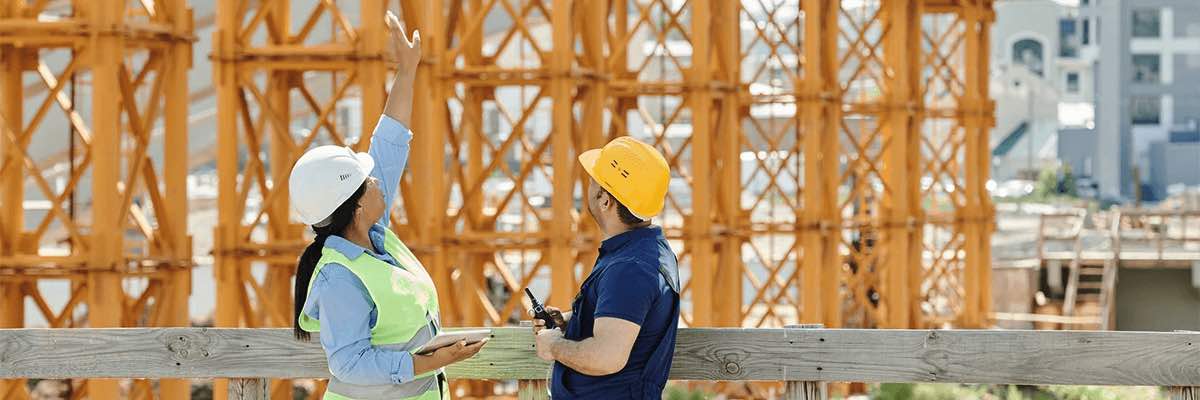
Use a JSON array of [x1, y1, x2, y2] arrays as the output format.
[[578, 136, 670, 219]]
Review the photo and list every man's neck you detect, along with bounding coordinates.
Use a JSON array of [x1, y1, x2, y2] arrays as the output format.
[[602, 221, 651, 241]]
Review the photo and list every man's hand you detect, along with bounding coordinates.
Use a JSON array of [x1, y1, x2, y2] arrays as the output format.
[[384, 10, 421, 75], [527, 306, 567, 330], [534, 328, 563, 361]]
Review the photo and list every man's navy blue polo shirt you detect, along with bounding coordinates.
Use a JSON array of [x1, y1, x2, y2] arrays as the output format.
[[551, 226, 680, 399]]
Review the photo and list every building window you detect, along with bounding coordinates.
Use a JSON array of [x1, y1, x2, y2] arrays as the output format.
[[1066, 72, 1080, 93], [1012, 39, 1044, 76], [1082, 19, 1090, 45], [1059, 19, 1079, 57], [1132, 54, 1160, 83], [1132, 9, 1160, 38], [1131, 96, 1161, 125]]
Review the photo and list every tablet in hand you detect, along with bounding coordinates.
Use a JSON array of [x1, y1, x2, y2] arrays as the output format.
[[414, 329, 492, 355]]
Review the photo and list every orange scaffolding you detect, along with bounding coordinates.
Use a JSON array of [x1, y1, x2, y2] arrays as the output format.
[[0, 0, 194, 399], [1, 0, 994, 398]]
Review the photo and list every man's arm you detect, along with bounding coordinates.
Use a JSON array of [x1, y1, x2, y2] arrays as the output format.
[[540, 317, 640, 376]]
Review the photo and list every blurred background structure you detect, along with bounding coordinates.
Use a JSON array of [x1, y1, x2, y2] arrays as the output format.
[[2, 0, 1198, 399]]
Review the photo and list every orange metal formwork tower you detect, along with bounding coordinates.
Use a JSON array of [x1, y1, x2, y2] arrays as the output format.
[[0, 0, 194, 399], [391, 2, 994, 397], [211, 0, 394, 398], [0, 0, 993, 398], [209, 0, 996, 367]]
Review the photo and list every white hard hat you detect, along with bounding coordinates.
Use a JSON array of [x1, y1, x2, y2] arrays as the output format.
[[288, 145, 376, 227]]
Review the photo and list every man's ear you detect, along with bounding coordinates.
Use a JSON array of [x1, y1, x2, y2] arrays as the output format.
[[598, 191, 612, 212]]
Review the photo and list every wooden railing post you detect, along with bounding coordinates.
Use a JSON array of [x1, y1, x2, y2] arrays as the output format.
[[1170, 331, 1199, 400], [785, 324, 827, 400], [518, 379, 550, 400], [228, 378, 268, 400], [518, 320, 550, 400], [1169, 386, 1197, 400]]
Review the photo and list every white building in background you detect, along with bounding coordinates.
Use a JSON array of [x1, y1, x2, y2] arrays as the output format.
[[990, 0, 1095, 182], [1047, 0, 1200, 201]]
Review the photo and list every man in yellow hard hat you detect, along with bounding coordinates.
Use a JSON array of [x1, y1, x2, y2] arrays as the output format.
[[530, 136, 681, 399]]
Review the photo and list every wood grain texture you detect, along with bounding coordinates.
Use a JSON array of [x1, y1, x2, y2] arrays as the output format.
[[784, 381, 825, 400], [228, 378, 267, 400], [1171, 386, 1198, 400], [0, 328, 329, 379], [2, 327, 1199, 386], [517, 380, 549, 400]]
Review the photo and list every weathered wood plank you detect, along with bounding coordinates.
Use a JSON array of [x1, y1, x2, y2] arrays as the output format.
[[1171, 386, 1198, 400], [0, 327, 330, 379], [228, 378, 267, 400], [784, 381, 825, 400], [2, 327, 1199, 386], [517, 380, 549, 400]]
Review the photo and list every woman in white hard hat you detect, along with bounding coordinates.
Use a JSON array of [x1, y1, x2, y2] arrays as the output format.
[[288, 12, 484, 400]]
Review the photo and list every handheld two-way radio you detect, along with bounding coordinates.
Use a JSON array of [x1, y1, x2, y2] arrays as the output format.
[[524, 288, 558, 330]]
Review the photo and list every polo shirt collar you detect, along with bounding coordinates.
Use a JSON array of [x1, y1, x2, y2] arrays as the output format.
[[323, 224, 389, 260], [599, 225, 661, 255]]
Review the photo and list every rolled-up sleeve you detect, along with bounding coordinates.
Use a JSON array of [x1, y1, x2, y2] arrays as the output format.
[[306, 265, 415, 385], [368, 115, 413, 226]]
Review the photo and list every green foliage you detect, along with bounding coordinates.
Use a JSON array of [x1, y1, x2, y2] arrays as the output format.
[[1042, 385, 1168, 400], [1034, 165, 1078, 199], [872, 383, 990, 400], [869, 384, 1167, 400], [662, 384, 712, 400]]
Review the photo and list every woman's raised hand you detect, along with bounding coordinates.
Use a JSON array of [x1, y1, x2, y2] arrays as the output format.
[[385, 10, 421, 75]]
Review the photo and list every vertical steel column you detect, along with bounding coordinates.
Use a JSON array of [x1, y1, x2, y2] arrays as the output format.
[[578, 0, 608, 278], [903, 1, 925, 329], [713, 0, 743, 327], [401, 0, 456, 324], [462, 0, 488, 325], [161, 1, 194, 398], [0, 3, 27, 397], [87, 1, 126, 398], [961, 0, 995, 327], [978, 2, 995, 325], [800, 0, 843, 327], [879, 0, 919, 329], [549, 0, 576, 308], [213, 1, 243, 398], [359, 0, 387, 142], [961, 0, 984, 328], [0, 3, 21, 263], [688, 0, 715, 327]]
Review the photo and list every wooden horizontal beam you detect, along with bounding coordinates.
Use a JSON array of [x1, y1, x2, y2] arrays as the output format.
[[990, 312, 1102, 325], [1042, 251, 1200, 268], [2, 327, 1199, 386], [0, 20, 194, 45]]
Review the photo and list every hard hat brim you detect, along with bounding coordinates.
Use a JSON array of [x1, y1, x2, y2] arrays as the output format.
[[577, 149, 602, 183], [354, 151, 376, 178]]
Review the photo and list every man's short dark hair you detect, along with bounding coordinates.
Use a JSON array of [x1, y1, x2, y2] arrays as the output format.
[[600, 188, 646, 226]]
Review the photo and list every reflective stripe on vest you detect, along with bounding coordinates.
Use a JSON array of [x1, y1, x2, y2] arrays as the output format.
[[297, 227, 444, 400]]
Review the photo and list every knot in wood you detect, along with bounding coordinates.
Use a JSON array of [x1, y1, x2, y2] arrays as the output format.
[[724, 361, 741, 375], [165, 331, 210, 362]]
